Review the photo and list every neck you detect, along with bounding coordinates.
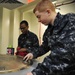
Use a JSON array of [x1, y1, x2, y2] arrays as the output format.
[[51, 12, 57, 25]]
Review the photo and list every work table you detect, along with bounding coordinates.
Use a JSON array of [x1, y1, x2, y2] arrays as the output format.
[[0, 54, 39, 75]]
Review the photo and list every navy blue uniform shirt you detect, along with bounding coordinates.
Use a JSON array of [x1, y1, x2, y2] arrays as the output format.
[[32, 12, 75, 75], [16, 30, 39, 57]]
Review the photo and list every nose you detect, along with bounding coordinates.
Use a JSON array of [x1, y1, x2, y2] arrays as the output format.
[[38, 19, 41, 22]]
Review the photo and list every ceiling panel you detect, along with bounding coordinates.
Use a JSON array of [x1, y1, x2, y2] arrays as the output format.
[[0, 0, 25, 10], [17, 0, 27, 4], [0, 0, 74, 10]]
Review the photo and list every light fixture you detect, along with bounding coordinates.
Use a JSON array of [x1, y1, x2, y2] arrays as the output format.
[[27, 0, 35, 4]]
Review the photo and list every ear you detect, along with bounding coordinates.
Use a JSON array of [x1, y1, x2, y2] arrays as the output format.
[[46, 9, 51, 14]]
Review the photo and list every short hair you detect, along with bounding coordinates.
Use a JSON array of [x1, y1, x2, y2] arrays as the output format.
[[33, 0, 55, 13], [20, 20, 29, 27]]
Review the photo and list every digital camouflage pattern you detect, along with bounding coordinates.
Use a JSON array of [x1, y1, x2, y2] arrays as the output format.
[[32, 13, 75, 75]]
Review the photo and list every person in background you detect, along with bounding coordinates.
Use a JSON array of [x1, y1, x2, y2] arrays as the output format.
[[15, 20, 39, 60], [24, 0, 75, 75]]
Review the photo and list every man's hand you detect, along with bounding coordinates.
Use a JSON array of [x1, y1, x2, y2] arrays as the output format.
[[23, 53, 33, 61], [18, 48, 27, 52], [26, 72, 33, 75]]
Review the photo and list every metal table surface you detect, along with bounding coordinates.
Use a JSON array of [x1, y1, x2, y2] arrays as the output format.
[[0, 60, 38, 75], [0, 54, 39, 75]]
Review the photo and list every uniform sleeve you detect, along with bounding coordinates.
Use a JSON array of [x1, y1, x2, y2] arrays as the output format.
[[31, 32, 50, 58], [31, 16, 75, 75]]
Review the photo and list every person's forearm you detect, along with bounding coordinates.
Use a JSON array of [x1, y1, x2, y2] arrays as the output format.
[[19, 48, 27, 52]]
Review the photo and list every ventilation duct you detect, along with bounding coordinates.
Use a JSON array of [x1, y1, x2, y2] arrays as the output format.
[[0, 0, 25, 10]]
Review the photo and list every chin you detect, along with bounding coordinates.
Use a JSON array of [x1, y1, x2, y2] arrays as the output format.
[[22, 32, 25, 34], [42, 22, 48, 25], [44, 24, 48, 26]]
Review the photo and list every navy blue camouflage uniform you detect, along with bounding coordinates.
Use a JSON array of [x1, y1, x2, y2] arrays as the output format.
[[31, 13, 75, 75], [17, 30, 39, 56]]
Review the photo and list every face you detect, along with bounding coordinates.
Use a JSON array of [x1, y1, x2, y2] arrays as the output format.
[[20, 23, 28, 34], [35, 10, 51, 25]]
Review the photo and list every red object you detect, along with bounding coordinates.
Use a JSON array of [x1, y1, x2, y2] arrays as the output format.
[[27, 0, 34, 3], [17, 47, 20, 51], [16, 47, 28, 57], [7, 49, 12, 54]]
